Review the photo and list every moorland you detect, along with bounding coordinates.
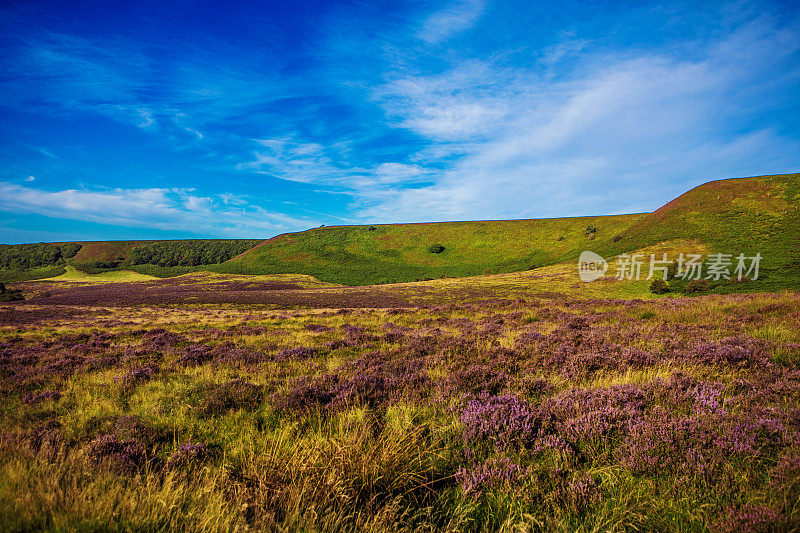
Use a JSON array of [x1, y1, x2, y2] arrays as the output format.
[[0, 173, 798, 531]]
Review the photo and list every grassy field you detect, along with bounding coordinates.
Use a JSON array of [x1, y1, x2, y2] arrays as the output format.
[[45, 266, 159, 283], [0, 173, 798, 530], [0, 269, 798, 531], [217, 214, 643, 285]]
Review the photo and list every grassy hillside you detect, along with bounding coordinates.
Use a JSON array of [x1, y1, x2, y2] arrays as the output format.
[[218, 173, 800, 287], [2, 173, 798, 288], [216, 214, 643, 285], [593, 173, 800, 290]]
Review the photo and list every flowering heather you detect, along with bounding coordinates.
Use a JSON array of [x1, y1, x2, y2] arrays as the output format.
[[142, 328, 187, 348], [21, 390, 61, 404], [273, 346, 319, 362], [174, 343, 215, 367], [460, 394, 548, 450], [85, 434, 147, 474], [442, 364, 508, 397], [1, 280, 799, 530], [615, 407, 788, 478], [166, 442, 218, 470], [340, 324, 379, 345], [693, 336, 769, 368], [710, 505, 789, 533], [333, 355, 429, 409], [21, 419, 64, 452], [210, 342, 266, 366], [272, 354, 428, 413], [201, 379, 264, 416], [114, 364, 159, 392], [564, 473, 601, 514], [456, 457, 525, 496], [271, 373, 341, 413]]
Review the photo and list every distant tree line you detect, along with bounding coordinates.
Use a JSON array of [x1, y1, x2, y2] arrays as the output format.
[[1, 240, 260, 272], [128, 240, 260, 267], [0, 243, 82, 270]]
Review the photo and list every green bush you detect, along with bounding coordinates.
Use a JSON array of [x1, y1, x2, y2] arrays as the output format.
[[427, 243, 445, 254], [0, 286, 23, 301], [685, 279, 710, 294], [649, 279, 670, 294]]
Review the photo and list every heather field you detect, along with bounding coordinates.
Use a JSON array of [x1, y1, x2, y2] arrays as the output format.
[[0, 271, 799, 532]]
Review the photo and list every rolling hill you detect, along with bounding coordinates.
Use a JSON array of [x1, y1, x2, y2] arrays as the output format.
[[215, 214, 643, 285], [218, 173, 799, 287], [1, 173, 798, 289]]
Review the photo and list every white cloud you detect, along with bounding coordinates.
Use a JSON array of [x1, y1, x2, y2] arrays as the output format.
[[376, 61, 513, 142], [359, 17, 800, 222], [539, 37, 591, 66], [417, 0, 486, 44], [238, 137, 433, 194], [0, 182, 314, 236], [374, 163, 427, 183]]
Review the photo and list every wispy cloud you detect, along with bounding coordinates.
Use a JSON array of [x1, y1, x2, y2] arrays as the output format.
[[417, 0, 486, 44], [360, 15, 800, 222], [0, 31, 287, 145], [0, 1, 797, 243], [0, 182, 314, 237], [238, 137, 363, 184], [237, 137, 432, 194]]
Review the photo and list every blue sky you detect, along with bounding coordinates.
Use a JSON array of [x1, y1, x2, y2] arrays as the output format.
[[0, 0, 798, 243]]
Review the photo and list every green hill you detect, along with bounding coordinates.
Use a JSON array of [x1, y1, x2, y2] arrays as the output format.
[[597, 173, 800, 290], [218, 173, 799, 287], [2, 173, 798, 289], [216, 215, 642, 285]]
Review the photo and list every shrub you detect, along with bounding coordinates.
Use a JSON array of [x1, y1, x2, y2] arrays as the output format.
[[456, 457, 525, 496], [443, 365, 508, 396], [114, 364, 159, 392], [0, 289, 24, 302], [166, 442, 218, 469], [22, 390, 61, 404], [427, 243, 445, 254], [649, 279, 670, 294], [612, 234, 622, 242], [85, 434, 146, 474], [201, 379, 263, 416], [585, 225, 597, 235], [460, 394, 545, 450], [686, 279, 710, 294]]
